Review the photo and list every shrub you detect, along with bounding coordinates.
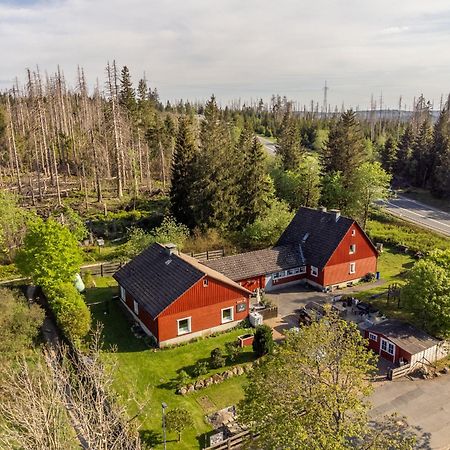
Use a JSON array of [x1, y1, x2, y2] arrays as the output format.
[[165, 408, 194, 442], [362, 272, 375, 282], [210, 347, 226, 369], [175, 370, 190, 389], [253, 324, 274, 357], [0, 288, 45, 353], [193, 361, 209, 377], [225, 341, 243, 363], [45, 282, 91, 342], [82, 272, 96, 289]]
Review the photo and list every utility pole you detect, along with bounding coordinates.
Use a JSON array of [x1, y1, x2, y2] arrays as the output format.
[[162, 402, 167, 450], [322, 80, 328, 116]]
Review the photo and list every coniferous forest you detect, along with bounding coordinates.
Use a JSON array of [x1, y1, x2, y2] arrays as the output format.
[[0, 63, 449, 243]]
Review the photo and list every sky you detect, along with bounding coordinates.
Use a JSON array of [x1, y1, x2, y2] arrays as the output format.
[[1, 0, 450, 109]]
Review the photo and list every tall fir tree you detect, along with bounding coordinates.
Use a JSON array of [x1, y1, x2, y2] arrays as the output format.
[[237, 126, 273, 227], [431, 106, 450, 198], [191, 96, 239, 230], [411, 120, 433, 187], [169, 117, 198, 228], [322, 110, 368, 183], [395, 125, 414, 177], [119, 66, 136, 115], [380, 136, 398, 174], [276, 113, 303, 170]]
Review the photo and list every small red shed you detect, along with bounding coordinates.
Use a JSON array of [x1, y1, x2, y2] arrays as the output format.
[[365, 319, 444, 365], [113, 243, 251, 347]]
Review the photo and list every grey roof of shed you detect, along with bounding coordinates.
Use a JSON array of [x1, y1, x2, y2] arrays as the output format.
[[113, 243, 250, 318], [276, 207, 356, 268], [204, 245, 302, 281], [367, 319, 440, 355]]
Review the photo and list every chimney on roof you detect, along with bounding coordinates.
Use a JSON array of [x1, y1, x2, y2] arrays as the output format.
[[319, 206, 327, 213], [329, 209, 341, 222], [164, 243, 178, 256]]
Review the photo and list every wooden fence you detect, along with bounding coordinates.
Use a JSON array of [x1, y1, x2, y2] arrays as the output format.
[[260, 306, 278, 320], [190, 249, 225, 262], [388, 363, 412, 380], [204, 430, 258, 450], [80, 261, 126, 277]]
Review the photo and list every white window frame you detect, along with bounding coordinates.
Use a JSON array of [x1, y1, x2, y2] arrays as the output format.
[[311, 266, 318, 277], [380, 338, 395, 356], [120, 286, 125, 302], [203, 278, 209, 287], [221, 307, 234, 324], [351, 229, 356, 236], [133, 300, 139, 315], [349, 262, 356, 274], [368, 332, 378, 342], [349, 244, 356, 254], [177, 317, 192, 336], [299, 266, 306, 274], [287, 267, 300, 276]]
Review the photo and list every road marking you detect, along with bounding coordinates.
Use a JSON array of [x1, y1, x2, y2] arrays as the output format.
[[384, 200, 450, 235], [397, 195, 450, 218]]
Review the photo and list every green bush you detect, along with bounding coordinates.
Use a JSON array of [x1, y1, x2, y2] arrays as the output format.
[[193, 361, 209, 377], [225, 341, 243, 363], [210, 347, 226, 369], [253, 324, 274, 357], [45, 282, 91, 342], [367, 210, 450, 254]]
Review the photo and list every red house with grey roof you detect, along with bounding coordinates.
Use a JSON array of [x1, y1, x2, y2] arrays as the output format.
[[113, 243, 251, 347], [205, 207, 378, 292]]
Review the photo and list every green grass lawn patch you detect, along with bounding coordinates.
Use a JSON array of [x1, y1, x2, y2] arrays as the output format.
[[84, 278, 253, 449]]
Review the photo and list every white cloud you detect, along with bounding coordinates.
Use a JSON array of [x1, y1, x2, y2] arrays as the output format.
[[1, 0, 450, 108]]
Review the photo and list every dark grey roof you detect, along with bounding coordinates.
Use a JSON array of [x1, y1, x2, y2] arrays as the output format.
[[113, 243, 205, 318], [276, 207, 354, 268], [204, 245, 301, 281], [114, 243, 250, 318], [367, 320, 440, 355]]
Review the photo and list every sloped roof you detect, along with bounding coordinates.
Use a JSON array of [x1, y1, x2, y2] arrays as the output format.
[[276, 207, 354, 268], [367, 319, 440, 355], [204, 245, 302, 281], [113, 243, 250, 318]]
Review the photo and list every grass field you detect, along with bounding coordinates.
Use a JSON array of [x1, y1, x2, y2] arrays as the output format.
[[84, 278, 253, 449]]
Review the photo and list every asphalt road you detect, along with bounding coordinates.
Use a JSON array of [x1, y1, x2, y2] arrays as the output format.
[[371, 377, 450, 450], [257, 136, 277, 156], [380, 195, 450, 237]]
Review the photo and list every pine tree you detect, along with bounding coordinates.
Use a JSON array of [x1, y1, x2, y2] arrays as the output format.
[[276, 114, 302, 170], [322, 110, 368, 182], [192, 95, 239, 230], [237, 126, 273, 227], [380, 136, 398, 174], [395, 125, 414, 178], [119, 66, 136, 115], [170, 117, 197, 228], [431, 107, 450, 198], [411, 120, 433, 187]]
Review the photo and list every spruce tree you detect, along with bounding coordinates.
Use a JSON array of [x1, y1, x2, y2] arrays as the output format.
[[170, 117, 197, 228], [411, 120, 433, 187], [380, 136, 398, 174], [431, 107, 450, 198], [395, 125, 414, 178], [237, 126, 273, 227], [119, 66, 136, 115], [276, 114, 303, 170], [322, 110, 368, 182], [192, 95, 239, 230]]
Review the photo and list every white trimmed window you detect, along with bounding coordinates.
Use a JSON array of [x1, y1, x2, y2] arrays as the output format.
[[299, 266, 306, 274], [349, 262, 356, 274], [221, 307, 234, 324], [177, 317, 191, 335], [287, 267, 301, 276], [120, 286, 125, 302], [349, 244, 356, 254], [133, 300, 139, 315], [311, 266, 318, 277], [381, 338, 395, 355], [203, 278, 209, 287], [368, 332, 378, 342], [351, 229, 356, 236]]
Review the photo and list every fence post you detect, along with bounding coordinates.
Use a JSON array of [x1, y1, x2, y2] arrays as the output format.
[[207, 250, 210, 260], [101, 264, 104, 277]]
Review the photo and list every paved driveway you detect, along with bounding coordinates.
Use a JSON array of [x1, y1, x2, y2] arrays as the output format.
[[371, 377, 450, 450], [266, 284, 450, 449]]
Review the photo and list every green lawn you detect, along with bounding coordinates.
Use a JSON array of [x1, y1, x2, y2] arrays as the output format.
[[354, 246, 415, 322], [84, 278, 253, 449]]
